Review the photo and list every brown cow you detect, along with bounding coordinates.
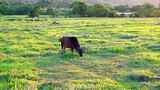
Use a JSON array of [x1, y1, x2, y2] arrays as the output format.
[[59, 36, 83, 57]]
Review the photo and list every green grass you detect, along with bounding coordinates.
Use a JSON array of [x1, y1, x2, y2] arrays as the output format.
[[0, 16, 160, 90]]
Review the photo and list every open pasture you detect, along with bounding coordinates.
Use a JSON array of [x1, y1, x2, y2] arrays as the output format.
[[0, 16, 160, 90]]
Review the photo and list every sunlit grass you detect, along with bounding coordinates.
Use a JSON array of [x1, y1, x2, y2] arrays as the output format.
[[0, 16, 160, 89]]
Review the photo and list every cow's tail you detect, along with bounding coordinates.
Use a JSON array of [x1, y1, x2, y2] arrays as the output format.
[[59, 38, 63, 49]]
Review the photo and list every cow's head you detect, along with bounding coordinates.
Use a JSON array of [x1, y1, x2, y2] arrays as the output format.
[[77, 48, 84, 57]]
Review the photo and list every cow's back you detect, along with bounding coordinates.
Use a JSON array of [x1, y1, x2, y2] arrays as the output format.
[[60, 37, 80, 49]]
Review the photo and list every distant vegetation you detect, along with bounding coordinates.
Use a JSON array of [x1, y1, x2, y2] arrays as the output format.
[[0, 1, 160, 17]]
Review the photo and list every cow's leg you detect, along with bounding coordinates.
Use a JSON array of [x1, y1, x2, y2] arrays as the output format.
[[60, 48, 65, 58], [60, 42, 65, 56], [61, 48, 65, 55], [71, 48, 74, 53]]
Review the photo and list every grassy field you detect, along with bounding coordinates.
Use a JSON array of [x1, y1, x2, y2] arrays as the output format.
[[0, 16, 160, 90]]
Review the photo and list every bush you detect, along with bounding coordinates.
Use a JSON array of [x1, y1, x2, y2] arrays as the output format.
[[46, 8, 57, 17], [127, 74, 150, 82]]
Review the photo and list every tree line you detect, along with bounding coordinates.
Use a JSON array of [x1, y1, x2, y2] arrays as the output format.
[[0, 1, 160, 17]]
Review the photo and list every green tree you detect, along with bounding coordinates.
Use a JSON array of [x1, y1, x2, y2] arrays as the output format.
[[131, 4, 155, 17], [86, 4, 113, 17], [104, 4, 117, 17], [71, 1, 87, 17], [115, 5, 130, 12], [14, 4, 33, 15], [93, 4, 107, 17], [0, 1, 33, 15], [150, 9, 160, 17], [47, 8, 54, 15], [28, 6, 41, 18], [0, 2, 8, 14]]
